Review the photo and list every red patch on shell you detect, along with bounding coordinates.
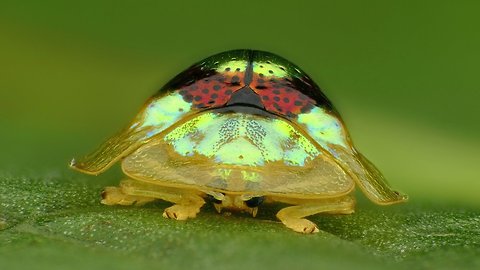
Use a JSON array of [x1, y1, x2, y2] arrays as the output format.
[[251, 73, 314, 117], [178, 71, 245, 109]]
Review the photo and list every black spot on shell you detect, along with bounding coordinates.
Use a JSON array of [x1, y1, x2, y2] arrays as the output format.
[[273, 89, 280, 95], [283, 97, 290, 103], [194, 96, 202, 101], [273, 103, 282, 112], [202, 88, 209, 94], [213, 85, 221, 91], [273, 96, 280, 102], [185, 94, 193, 102], [231, 76, 240, 84], [268, 70, 274, 74], [225, 67, 231, 71], [225, 89, 233, 95], [211, 93, 218, 99], [262, 96, 269, 101], [236, 68, 241, 71], [294, 100, 303, 106]]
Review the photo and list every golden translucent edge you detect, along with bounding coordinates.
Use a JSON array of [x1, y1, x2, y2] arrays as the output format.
[[325, 115, 408, 205], [69, 127, 142, 175], [279, 112, 407, 205], [69, 102, 200, 175], [122, 167, 356, 200], [122, 134, 356, 198], [355, 152, 408, 205]]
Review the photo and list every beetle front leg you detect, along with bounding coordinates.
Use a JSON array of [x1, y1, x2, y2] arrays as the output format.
[[118, 178, 205, 220], [272, 195, 355, 234]]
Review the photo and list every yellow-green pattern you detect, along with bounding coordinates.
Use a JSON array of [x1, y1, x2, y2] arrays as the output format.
[[163, 112, 321, 167]]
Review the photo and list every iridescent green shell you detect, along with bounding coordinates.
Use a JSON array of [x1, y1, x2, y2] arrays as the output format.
[[71, 50, 407, 204]]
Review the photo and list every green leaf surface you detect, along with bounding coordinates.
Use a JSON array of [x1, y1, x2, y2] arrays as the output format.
[[1, 174, 479, 270]]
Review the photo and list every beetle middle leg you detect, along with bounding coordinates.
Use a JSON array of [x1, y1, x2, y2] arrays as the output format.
[[271, 195, 355, 234], [103, 178, 205, 220], [101, 186, 156, 206]]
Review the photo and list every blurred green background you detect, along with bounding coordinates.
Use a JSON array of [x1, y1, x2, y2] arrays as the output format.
[[1, 1, 479, 269]]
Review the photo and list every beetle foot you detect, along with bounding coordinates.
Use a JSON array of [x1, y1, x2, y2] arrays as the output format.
[[281, 218, 319, 234], [163, 204, 201, 220], [251, 207, 258, 217], [213, 203, 223, 214]]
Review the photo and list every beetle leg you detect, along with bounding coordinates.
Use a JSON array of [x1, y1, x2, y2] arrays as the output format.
[[103, 178, 205, 220], [101, 186, 156, 206], [272, 195, 355, 234], [162, 202, 205, 221]]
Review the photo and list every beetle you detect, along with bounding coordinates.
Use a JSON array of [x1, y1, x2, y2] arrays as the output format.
[[70, 49, 407, 233]]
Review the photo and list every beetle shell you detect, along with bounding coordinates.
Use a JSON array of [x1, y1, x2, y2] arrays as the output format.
[[71, 50, 406, 204]]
